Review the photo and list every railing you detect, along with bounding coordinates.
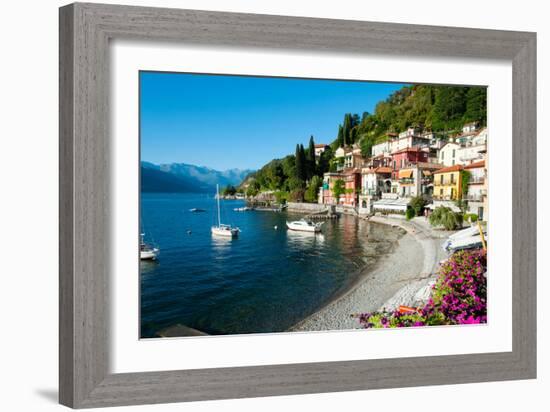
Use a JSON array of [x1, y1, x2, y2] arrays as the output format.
[[464, 194, 484, 201], [399, 178, 415, 184], [469, 176, 485, 184]]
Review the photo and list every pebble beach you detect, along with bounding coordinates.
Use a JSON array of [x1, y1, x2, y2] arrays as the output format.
[[290, 216, 449, 332]]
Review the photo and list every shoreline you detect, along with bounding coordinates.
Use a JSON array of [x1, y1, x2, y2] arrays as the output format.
[[290, 215, 448, 332]]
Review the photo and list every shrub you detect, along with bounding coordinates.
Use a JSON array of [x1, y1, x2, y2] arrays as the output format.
[[429, 206, 463, 230], [464, 213, 478, 223], [357, 249, 487, 328], [405, 207, 415, 220], [408, 196, 427, 216]]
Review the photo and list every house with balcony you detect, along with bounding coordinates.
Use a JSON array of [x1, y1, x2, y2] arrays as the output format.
[[396, 162, 442, 198], [343, 144, 364, 170], [433, 164, 463, 201], [464, 160, 487, 220], [390, 147, 429, 179], [319, 172, 345, 205], [361, 166, 393, 197]]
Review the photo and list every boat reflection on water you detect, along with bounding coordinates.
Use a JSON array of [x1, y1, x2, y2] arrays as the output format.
[[286, 228, 325, 248], [211, 234, 234, 254], [140, 259, 159, 275]]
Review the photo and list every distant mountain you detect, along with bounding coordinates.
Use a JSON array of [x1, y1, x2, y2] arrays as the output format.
[[141, 161, 253, 193]]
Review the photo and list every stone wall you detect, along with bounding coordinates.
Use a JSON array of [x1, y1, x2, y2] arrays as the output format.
[[286, 202, 328, 213]]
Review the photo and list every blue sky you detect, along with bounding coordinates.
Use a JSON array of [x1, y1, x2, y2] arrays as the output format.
[[140, 72, 407, 171]]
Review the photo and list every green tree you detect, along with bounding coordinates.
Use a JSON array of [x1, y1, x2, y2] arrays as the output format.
[[429, 206, 463, 230], [464, 87, 487, 126], [317, 146, 333, 176], [307, 135, 316, 179], [222, 185, 237, 196], [295, 144, 307, 181], [332, 179, 346, 203], [333, 125, 344, 149], [460, 170, 471, 198], [304, 175, 322, 203], [408, 196, 427, 216]]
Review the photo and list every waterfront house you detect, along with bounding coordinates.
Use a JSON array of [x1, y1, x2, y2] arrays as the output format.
[[464, 160, 487, 220], [438, 142, 461, 166], [361, 166, 393, 197], [320, 172, 345, 205], [433, 164, 463, 201], [397, 162, 442, 198], [342, 168, 362, 208]]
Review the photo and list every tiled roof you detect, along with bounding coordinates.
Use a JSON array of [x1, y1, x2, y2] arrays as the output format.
[[464, 160, 485, 169], [433, 164, 463, 174]]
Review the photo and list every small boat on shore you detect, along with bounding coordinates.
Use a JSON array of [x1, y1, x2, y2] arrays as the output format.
[[189, 208, 206, 213], [286, 219, 324, 233], [140, 233, 159, 260], [212, 184, 240, 238]]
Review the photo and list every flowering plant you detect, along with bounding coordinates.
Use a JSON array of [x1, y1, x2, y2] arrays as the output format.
[[357, 249, 487, 328]]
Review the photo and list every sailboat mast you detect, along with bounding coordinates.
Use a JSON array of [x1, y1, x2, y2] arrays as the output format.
[[216, 184, 221, 226]]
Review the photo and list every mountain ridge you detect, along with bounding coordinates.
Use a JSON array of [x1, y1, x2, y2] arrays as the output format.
[[141, 161, 254, 193]]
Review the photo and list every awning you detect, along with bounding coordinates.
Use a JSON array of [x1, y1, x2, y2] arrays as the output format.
[[422, 170, 432, 176], [398, 169, 413, 179]]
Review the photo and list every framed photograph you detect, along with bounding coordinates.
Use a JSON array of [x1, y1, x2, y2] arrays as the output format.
[[59, 2, 536, 408]]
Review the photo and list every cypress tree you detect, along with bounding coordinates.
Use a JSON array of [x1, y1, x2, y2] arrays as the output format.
[[295, 144, 307, 182], [307, 135, 316, 179], [336, 125, 344, 148]]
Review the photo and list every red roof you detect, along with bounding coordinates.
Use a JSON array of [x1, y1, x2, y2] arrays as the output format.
[[314, 144, 328, 148], [433, 164, 463, 174], [464, 160, 485, 169], [392, 146, 425, 155]]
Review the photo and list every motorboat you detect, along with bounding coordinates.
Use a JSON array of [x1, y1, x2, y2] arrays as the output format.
[[286, 219, 323, 233]]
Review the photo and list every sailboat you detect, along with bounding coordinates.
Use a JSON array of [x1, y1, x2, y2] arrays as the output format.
[[211, 184, 240, 238], [140, 233, 159, 260]]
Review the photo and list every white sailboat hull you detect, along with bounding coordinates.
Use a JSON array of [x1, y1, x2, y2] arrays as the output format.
[[211, 226, 239, 237], [140, 248, 159, 260]]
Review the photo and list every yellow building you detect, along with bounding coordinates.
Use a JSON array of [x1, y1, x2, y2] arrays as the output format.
[[433, 164, 463, 201]]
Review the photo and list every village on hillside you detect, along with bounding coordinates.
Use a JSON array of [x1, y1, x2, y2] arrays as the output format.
[[317, 121, 487, 222]]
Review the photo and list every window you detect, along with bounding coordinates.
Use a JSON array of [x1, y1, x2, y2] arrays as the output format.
[[452, 149, 456, 158], [451, 174, 455, 183], [440, 188, 443, 196], [440, 175, 444, 184]]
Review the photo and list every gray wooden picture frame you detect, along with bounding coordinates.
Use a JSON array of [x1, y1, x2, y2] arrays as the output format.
[[59, 2, 536, 409]]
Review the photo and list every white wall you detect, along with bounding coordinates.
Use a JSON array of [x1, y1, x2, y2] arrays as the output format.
[[0, 1, 547, 411]]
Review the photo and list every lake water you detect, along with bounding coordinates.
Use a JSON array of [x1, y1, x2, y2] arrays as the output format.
[[140, 193, 403, 337]]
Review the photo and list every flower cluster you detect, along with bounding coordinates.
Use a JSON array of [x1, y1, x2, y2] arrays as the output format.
[[357, 249, 487, 329]]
